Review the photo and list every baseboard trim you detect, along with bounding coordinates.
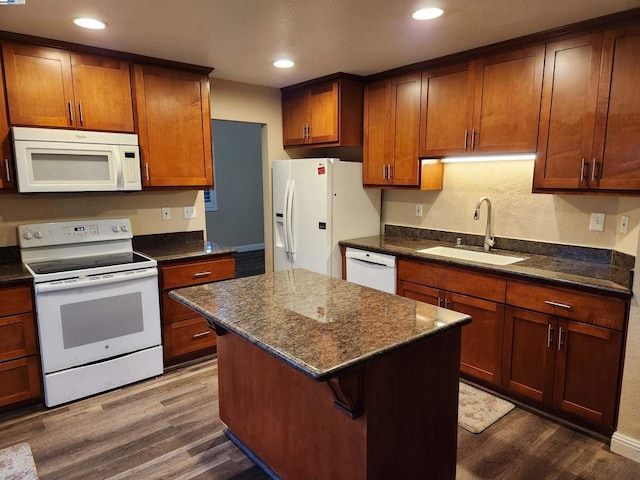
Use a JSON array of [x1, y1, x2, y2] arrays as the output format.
[[235, 243, 265, 253], [611, 431, 640, 463]]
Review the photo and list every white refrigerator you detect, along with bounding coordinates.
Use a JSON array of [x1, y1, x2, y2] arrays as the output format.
[[273, 158, 381, 278]]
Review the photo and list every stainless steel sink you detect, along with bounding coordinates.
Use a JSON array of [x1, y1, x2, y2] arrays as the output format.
[[417, 246, 526, 266]]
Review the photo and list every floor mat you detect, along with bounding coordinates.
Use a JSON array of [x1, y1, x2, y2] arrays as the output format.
[[458, 382, 515, 434]]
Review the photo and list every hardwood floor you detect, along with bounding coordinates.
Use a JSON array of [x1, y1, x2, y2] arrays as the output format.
[[1, 357, 639, 479]]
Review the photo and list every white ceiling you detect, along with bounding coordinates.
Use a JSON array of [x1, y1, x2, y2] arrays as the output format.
[[0, 0, 637, 88]]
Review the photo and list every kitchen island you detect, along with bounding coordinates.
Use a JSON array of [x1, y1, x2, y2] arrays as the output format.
[[170, 269, 471, 480]]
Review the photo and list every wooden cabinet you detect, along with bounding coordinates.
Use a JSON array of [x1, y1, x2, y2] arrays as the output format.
[[281, 77, 363, 147], [0, 284, 41, 407], [133, 64, 213, 188], [397, 258, 505, 385], [503, 280, 627, 433], [420, 46, 544, 157], [160, 255, 235, 365], [2, 43, 134, 132], [534, 26, 640, 192], [0, 58, 15, 191]]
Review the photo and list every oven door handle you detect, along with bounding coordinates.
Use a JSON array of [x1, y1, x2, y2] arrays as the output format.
[[35, 267, 158, 293]]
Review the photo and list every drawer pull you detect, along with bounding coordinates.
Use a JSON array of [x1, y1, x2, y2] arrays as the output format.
[[544, 300, 572, 310], [193, 271, 213, 278], [192, 331, 212, 339], [557, 327, 564, 351], [547, 324, 554, 348]]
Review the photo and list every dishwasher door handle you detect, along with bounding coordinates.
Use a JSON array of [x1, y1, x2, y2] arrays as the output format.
[[348, 257, 393, 268]]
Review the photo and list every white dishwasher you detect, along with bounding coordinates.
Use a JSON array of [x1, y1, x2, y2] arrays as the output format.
[[345, 247, 397, 294]]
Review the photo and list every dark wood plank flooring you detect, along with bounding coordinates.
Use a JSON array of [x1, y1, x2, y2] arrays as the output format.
[[234, 250, 265, 278], [1, 357, 639, 479]]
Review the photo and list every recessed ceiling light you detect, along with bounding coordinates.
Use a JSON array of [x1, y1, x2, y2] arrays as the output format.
[[73, 18, 107, 30], [273, 59, 295, 69], [412, 8, 444, 20]]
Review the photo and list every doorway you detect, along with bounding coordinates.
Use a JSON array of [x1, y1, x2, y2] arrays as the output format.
[[206, 119, 265, 277]]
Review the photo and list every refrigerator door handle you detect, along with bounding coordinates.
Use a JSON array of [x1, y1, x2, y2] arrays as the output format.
[[282, 179, 291, 259], [286, 179, 296, 262]]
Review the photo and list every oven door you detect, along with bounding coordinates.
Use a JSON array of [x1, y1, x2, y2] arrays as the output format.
[[34, 267, 160, 374]]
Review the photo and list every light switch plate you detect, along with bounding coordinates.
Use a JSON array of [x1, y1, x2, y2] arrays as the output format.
[[415, 204, 423, 217], [589, 212, 605, 232], [183, 206, 196, 219], [161, 207, 171, 220], [620, 215, 630, 234]]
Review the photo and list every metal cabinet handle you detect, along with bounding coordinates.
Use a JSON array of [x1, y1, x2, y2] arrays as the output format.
[[580, 158, 586, 181], [382, 165, 386, 180], [464, 129, 468, 150], [544, 300, 572, 310], [437, 297, 442, 307], [193, 271, 212, 278], [591, 158, 599, 182], [192, 331, 212, 339], [471, 128, 476, 149], [547, 324, 554, 348], [388, 164, 393, 180], [145, 163, 150, 181], [4, 159, 10, 182], [557, 326, 564, 351], [68, 101, 74, 123], [444, 299, 450, 309], [79, 101, 84, 126], [307, 123, 311, 140]]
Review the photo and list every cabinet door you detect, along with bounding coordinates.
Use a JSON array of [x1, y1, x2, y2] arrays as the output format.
[[450, 292, 505, 385], [308, 81, 339, 144], [389, 74, 420, 186], [502, 308, 555, 404], [0, 64, 14, 191], [397, 280, 440, 306], [593, 25, 640, 190], [472, 46, 544, 153], [282, 89, 308, 146], [363, 80, 391, 185], [534, 34, 604, 190], [70, 54, 134, 132], [133, 65, 213, 188], [3, 43, 74, 127], [420, 64, 472, 157], [553, 320, 622, 430]]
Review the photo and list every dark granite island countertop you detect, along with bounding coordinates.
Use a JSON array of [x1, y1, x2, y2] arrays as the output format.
[[169, 268, 470, 381], [170, 269, 470, 480]]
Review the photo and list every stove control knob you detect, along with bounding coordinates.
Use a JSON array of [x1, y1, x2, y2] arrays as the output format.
[[112, 225, 120, 233], [23, 231, 34, 240], [121, 224, 130, 232], [34, 231, 44, 239]]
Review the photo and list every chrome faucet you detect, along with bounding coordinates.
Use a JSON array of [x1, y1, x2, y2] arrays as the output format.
[[473, 197, 495, 252]]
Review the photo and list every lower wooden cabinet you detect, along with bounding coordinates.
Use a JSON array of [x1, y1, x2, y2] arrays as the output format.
[[396, 256, 628, 434], [0, 284, 41, 408], [159, 255, 235, 365]]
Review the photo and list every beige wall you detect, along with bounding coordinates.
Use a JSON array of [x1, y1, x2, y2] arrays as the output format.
[[0, 190, 205, 246], [383, 160, 640, 255], [209, 78, 289, 272]]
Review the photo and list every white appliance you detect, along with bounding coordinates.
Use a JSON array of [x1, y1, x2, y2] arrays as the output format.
[[19, 218, 162, 407], [273, 158, 381, 278], [345, 247, 397, 294], [12, 126, 141, 193]]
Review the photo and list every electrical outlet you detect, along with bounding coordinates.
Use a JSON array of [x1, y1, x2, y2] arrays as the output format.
[[415, 204, 423, 217], [620, 215, 630, 234], [589, 212, 605, 232], [161, 207, 171, 220], [183, 206, 196, 219]]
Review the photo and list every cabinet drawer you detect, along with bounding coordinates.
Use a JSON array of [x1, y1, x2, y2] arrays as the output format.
[[397, 258, 506, 303], [506, 281, 627, 330], [0, 313, 37, 362], [0, 356, 41, 407], [163, 317, 216, 359], [161, 257, 235, 290], [0, 285, 32, 317], [162, 292, 200, 324]]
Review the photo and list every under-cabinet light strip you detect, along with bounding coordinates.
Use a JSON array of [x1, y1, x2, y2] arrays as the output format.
[[440, 154, 536, 163]]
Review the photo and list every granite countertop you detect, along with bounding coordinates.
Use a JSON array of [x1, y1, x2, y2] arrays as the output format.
[[340, 235, 633, 295], [0, 261, 32, 286], [135, 240, 237, 263], [169, 269, 471, 381]]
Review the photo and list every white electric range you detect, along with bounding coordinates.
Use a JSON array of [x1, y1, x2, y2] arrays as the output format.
[[19, 218, 163, 407]]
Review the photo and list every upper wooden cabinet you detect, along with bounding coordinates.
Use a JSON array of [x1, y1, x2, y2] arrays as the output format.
[[420, 46, 544, 157], [534, 26, 640, 193], [281, 77, 363, 147], [2, 43, 134, 132], [0, 58, 15, 191], [132, 64, 213, 188]]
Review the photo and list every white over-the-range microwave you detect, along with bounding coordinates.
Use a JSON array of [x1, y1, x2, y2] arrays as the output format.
[[12, 126, 142, 193]]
